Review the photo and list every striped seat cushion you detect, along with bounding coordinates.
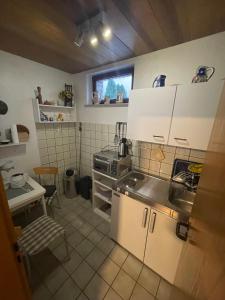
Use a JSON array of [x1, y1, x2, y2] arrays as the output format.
[[19, 216, 64, 255]]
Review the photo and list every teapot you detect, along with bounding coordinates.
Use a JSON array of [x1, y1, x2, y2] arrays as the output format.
[[192, 66, 215, 83]]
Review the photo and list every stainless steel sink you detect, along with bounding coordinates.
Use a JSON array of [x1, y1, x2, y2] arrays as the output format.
[[169, 182, 195, 214]]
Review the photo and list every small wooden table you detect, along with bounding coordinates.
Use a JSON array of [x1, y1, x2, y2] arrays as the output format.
[[7, 176, 47, 215]]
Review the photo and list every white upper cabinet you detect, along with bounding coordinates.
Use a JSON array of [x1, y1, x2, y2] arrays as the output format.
[[168, 82, 224, 150], [127, 86, 177, 144]]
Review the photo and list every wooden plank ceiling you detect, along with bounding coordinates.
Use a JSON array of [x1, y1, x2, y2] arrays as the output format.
[[0, 0, 224, 73]]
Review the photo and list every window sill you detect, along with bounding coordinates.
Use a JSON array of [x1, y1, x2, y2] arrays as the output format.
[[84, 103, 128, 107]]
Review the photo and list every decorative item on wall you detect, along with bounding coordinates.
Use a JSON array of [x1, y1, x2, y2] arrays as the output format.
[[0, 100, 8, 115], [59, 84, 74, 107], [17, 125, 29, 142], [35, 86, 43, 104], [192, 66, 215, 83], [152, 75, 166, 88]]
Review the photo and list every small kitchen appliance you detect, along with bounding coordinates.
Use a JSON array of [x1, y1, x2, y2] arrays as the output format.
[[152, 75, 166, 88], [93, 150, 131, 178], [192, 65, 215, 83]]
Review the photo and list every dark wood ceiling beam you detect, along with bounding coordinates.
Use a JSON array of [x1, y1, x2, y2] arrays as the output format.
[[104, 0, 151, 55], [112, 0, 167, 50], [0, 28, 86, 73], [148, 0, 183, 45]]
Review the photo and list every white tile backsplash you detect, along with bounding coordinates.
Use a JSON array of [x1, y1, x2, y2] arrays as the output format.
[[36, 121, 206, 193]]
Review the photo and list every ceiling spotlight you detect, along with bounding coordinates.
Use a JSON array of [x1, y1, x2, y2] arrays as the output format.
[[90, 35, 98, 47], [102, 27, 112, 40]]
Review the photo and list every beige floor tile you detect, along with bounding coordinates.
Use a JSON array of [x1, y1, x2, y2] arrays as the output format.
[[98, 258, 120, 284], [53, 278, 81, 300], [112, 269, 136, 300], [87, 229, 104, 244], [71, 261, 95, 289], [96, 221, 111, 235], [122, 254, 143, 280], [44, 265, 69, 294], [157, 279, 172, 300], [67, 230, 85, 248], [97, 236, 115, 255], [130, 283, 154, 300], [71, 216, 86, 229], [76, 239, 95, 258], [138, 266, 160, 296], [77, 293, 88, 300], [84, 274, 109, 300], [104, 288, 123, 300], [62, 250, 83, 274], [85, 247, 106, 270], [52, 242, 73, 262], [109, 245, 128, 266], [78, 222, 95, 236]]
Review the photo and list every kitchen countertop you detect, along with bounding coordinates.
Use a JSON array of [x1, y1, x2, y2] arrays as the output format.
[[114, 171, 194, 222]]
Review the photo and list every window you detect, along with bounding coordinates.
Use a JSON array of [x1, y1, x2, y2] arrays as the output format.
[[92, 66, 134, 104]]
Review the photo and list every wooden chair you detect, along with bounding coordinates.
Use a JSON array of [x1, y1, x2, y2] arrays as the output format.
[[33, 167, 61, 216]]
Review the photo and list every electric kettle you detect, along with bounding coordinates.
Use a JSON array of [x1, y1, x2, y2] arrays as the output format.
[[152, 75, 166, 88]]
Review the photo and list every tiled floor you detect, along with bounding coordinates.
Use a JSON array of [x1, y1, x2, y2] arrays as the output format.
[[14, 195, 173, 300]]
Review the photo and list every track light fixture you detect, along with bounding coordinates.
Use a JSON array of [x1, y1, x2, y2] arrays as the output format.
[[74, 12, 112, 48], [102, 26, 112, 41], [90, 35, 98, 47]]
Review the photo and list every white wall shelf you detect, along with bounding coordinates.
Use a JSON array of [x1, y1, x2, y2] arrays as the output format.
[[38, 104, 74, 109], [32, 99, 76, 123], [0, 143, 26, 148]]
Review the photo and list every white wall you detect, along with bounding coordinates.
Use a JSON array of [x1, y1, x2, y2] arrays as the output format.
[[73, 31, 225, 124], [0, 50, 72, 174]]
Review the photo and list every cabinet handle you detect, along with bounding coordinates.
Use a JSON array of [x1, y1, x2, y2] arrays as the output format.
[[174, 137, 188, 141], [153, 135, 164, 139], [142, 208, 148, 228], [149, 212, 156, 233]]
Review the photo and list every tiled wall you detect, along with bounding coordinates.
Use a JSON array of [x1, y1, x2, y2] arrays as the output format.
[[79, 123, 206, 179], [36, 123, 78, 193], [36, 122, 206, 193]]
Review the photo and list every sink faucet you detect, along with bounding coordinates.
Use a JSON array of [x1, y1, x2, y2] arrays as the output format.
[[172, 171, 198, 192]]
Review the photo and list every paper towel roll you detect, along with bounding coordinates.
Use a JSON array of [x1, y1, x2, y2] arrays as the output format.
[[11, 124, 19, 144]]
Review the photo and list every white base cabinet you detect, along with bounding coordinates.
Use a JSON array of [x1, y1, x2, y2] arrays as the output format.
[[111, 193, 185, 284], [111, 193, 150, 261], [144, 209, 184, 284]]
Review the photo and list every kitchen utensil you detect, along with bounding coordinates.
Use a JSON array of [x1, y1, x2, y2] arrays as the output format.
[[152, 75, 166, 88], [118, 138, 128, 157], [192, 66, 215, 83], [0, 100, 8, 115], [114, 123, 119, 145], [118, 122, 121, 141]]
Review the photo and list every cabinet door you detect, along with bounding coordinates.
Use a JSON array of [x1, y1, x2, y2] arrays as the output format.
[[127, 87, 176, 144], [111, 193, 150, 261], [168, 82, 224, 150], [144, 209, 184, 284]]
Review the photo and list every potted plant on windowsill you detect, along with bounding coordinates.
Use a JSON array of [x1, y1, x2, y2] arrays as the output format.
[[59, 84, 74, 107]]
